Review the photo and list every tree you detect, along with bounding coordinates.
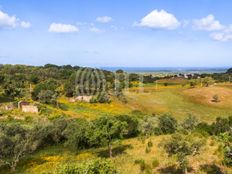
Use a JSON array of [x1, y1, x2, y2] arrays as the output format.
[[158, 114, 177, 134], [164, 134, 204, 174], [212, 94, 220, 102], [63, 119, 91, 150], [189, 80, 197, 88], [29, 74, 39, 84], [90, 117, 128, 158], [202, 77, 215, 87], [211, 117, 232, 135], [32, 79, 59, 104], [0, 124, 42, 171], [38, 90, 57, 104], [226, 67, 232, 74], [139, 116, 159, 137], [116, 115, 139, 138], [181, 115, 198, 132], [3, 75, 26, 98]]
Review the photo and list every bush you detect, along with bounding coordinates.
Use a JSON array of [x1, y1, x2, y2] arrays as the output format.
[[134, 159, 146, 172], [55, 158, 118, 174], [147, 140, 153, 148], [145, 146, 151, 153], [181, 115, 198, 132], [158, 114, 177, 134], [152, 158, 159, 168], [223, 145, 232, 167], [212, 94, 220, 102], [90, 93, 111, 103], [116, 115, 139, 138]]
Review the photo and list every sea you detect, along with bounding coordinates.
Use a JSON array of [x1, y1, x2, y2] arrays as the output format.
[[100, 67, 228, 75]]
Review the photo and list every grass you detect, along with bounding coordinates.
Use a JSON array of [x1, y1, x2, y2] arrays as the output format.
[[124, 84, 232, 122], [5, 135, 231, 174], [57, 96, 133, 120]]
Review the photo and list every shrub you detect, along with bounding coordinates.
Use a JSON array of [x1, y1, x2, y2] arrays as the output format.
[[145, 146, 151, 153], [147, 140, 153, 148], [223, 145, 232, 167], [158, 114, 177, 134], [152, 158, 159, 168], [56, 158, 118, 174], [212, 94, 220, 102], [116, 115, 139, 138], [134, 159, 144, 164], [181, 115, 198, 132]]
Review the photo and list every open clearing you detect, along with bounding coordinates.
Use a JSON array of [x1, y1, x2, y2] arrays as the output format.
[[123, 84, 232, 122], [56, 84, 232, 122]]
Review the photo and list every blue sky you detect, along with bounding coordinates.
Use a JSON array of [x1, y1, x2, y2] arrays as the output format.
[[0, 0, 232, 67]]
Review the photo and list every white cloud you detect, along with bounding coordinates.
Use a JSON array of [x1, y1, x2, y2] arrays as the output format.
[[96, 16, 112, 23], [210, 33, 230, 41], [0, 10, 31, 29], [49, 23, 79, 33], [194, 14, 224, 31], [0, 10, 17, 28], [20, 21, 31, 28], [210, 27, 232, 42], [137, 9, 180, 30], [89, 27, 105, 33]]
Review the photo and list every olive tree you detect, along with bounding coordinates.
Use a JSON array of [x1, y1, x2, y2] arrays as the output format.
[[90, 117, 128, 158], [164, 133, 204, 174]]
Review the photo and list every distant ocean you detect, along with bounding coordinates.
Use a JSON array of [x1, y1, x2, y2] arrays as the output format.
[[100, 67, 229, 74]]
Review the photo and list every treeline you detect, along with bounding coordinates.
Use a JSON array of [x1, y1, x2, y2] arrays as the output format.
[[0, 64, 160, 105], [0, 114, 231, 173]]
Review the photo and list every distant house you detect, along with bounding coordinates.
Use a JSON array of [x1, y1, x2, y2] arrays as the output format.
[[69, 96, 93, 103], [18, 101, 29, 109], [21, 105, 38, 113], [18, 101, 38, 113]]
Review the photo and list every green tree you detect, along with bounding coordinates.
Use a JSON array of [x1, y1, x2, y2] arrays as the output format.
[[38, 90, 57, 104], [116, 115, 139, 138], [0, 124, 42, 171], [202, 77, 215, 87], [32, 79, 59, 104], [90, 117, 128, 158], [164, 134, 204, 174], [181, 115, 199, 132], [63, 119, 91, 150], [158, 114, 177, 134]]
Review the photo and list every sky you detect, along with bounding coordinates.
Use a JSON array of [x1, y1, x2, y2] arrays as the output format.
[[0, 0, 232, 67]]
